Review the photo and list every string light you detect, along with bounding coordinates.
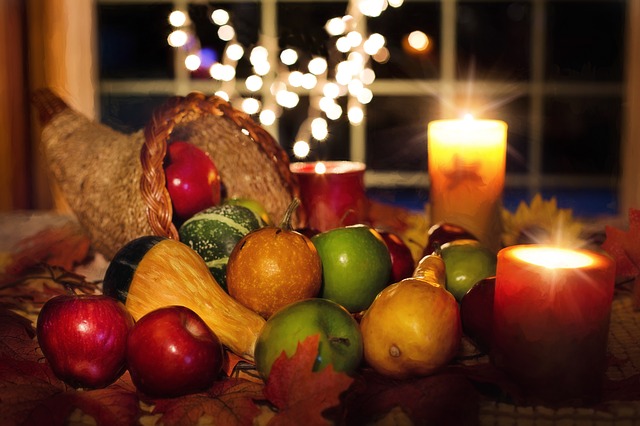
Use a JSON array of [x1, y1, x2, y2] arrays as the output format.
[[166, 0, 405, 159]]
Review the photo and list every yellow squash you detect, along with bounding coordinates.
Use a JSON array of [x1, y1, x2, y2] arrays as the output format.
[[103, 236, 266, 361]]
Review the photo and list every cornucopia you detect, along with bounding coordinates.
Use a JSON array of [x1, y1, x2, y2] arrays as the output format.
[[31, 88, 302, 260]]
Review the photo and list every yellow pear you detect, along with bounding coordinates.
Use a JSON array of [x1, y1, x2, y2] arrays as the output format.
[[360, 254, 461, 379]]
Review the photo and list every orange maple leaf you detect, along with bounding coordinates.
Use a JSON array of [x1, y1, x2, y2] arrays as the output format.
[[263, 334, 354, 426]]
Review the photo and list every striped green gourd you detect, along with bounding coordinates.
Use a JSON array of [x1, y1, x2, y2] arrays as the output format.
[[179, 204, 264, 290]]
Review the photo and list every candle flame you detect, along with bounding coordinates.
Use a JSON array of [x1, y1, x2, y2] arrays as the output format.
[[512, 246, 594, 269], [463, 113, 474, 121], [314, 162, 327, 174]]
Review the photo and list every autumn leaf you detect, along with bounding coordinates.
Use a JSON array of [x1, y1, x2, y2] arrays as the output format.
[[22, 374, 139, 426], [341, 367, 480, 426], [602, 208, 640, 306], [263, 334, 354, 426], [152, 378, 263, 426]]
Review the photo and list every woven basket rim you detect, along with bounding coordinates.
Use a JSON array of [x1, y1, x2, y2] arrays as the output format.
[[139, 92, 298, 239]]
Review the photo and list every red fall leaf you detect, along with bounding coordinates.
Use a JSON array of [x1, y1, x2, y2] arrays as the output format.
[[152, 378, 263, 426], [602, 207, 640, 306], [263, 334, 355, 426], [341, 367, 480, 426]]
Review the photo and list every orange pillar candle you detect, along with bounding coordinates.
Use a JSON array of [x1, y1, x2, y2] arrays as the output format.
[[427, 118, 507, 252], [491, 245, 616, 404], [290, 161, 367, 232]]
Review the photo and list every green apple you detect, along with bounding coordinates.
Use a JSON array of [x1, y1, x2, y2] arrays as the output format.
[[254, 298, 363, 380], [440, 240, 497, 302], [224, 197, 272, 225], [311, 225, 392, 312]]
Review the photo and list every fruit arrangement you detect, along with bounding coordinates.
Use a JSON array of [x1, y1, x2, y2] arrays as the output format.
[[32, 208, 498, 397], [25, 89, 523, 422]]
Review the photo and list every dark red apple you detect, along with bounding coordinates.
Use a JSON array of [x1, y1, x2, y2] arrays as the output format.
[[460, 276, 495, 353], [378, 229, 415, 283], [126, 305, 225, 398], [165, 141, 221, 222], [36, 294, 134, 389], [423, 222, 478, 256]]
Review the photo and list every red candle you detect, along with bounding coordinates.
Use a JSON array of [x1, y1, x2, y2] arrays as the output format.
[[290, 161, 367, 232], [491, 245, 616, 404]]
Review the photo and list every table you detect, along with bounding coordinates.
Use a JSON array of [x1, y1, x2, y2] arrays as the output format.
[[2, 210, 640, 425]]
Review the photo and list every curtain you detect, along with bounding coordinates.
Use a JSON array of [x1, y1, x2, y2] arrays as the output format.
[[622, 0, 640, 212], [0, 0, 96, 211]]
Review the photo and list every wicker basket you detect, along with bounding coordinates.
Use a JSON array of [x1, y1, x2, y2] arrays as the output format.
[[32, 89, 301, 259]]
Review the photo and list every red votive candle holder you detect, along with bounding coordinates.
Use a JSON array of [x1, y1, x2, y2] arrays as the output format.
[[290, 161, 367, 232], [491, 245, 616, 404]]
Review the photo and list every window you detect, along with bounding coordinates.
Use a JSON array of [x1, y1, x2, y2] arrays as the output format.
[[97, 0, 629, 216]]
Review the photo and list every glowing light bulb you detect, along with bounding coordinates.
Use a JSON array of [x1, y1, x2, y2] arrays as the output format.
[[209, 62, 224, 80], [225, 43, 244, 61], [407, 30, 430, 52], [253, 61, 271, 76], [348, 79, 364, 96], [357, 88, 373, 104], [348, 105, 364, 124], [220, 64, 236, 81], [322, 82, 340, 99], [276, 90, 299, 108], [308, 57, 328, 75], [280, 48, 298, 65], [169, 10, 187, 27], [293, 140, 310, 158], [259, 109, 276, 125], [359, 0, 387, 17], [250, 46, 269, 65], [211, 9, 229, 26], [245, 75, 263, 91], [215, 91, 230, 101], [325, 17, 347, 36], [360, 68, 376, 85], [242, 98, 261, 115], [346, 31, 363, 48], [373, 47, 390, 63], [389, 0, 404, 7], [311, 118, 329, 140], [167, 30, 188, 47], [218, 25, 235, 41], [326, 103, 343, 120], [288, 70, 304, 87], [364, 33, 385, 55], [336, 37, 351, 53], [301, 73, 318, 89], [184, 54, 201, 71]]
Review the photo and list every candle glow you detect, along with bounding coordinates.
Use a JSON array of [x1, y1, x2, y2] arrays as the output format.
[[491, 244, 616, 403], [427, 118, 507, 252]]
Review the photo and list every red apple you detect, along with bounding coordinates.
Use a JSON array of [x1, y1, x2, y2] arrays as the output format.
[[377, 229, 415, 283], [36, 294, 134, 389], [460, 276, 495, 353], [165, 141, 221, 222], [126, 305, 225, 398], [423, 222, 478, 256]]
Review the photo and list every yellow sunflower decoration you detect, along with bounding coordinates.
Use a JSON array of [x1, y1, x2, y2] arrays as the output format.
[[501, 194, 584, 248]]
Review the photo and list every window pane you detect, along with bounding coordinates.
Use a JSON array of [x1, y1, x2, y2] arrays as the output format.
[[546, 1, 626, 81], [100, 95, 170, 134], [543, 96, 621, 175], [457, 1, 531, 80], [368, 2, 441, 79], [98, 4, 174, 79], [366, 96, 439, 171], [277, 2, 347, 70]]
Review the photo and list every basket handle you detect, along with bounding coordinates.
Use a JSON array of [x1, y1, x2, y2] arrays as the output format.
[[140, 92, 297, 239]]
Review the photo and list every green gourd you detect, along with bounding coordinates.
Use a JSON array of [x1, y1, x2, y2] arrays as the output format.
[[179, 204, 264, 290]]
